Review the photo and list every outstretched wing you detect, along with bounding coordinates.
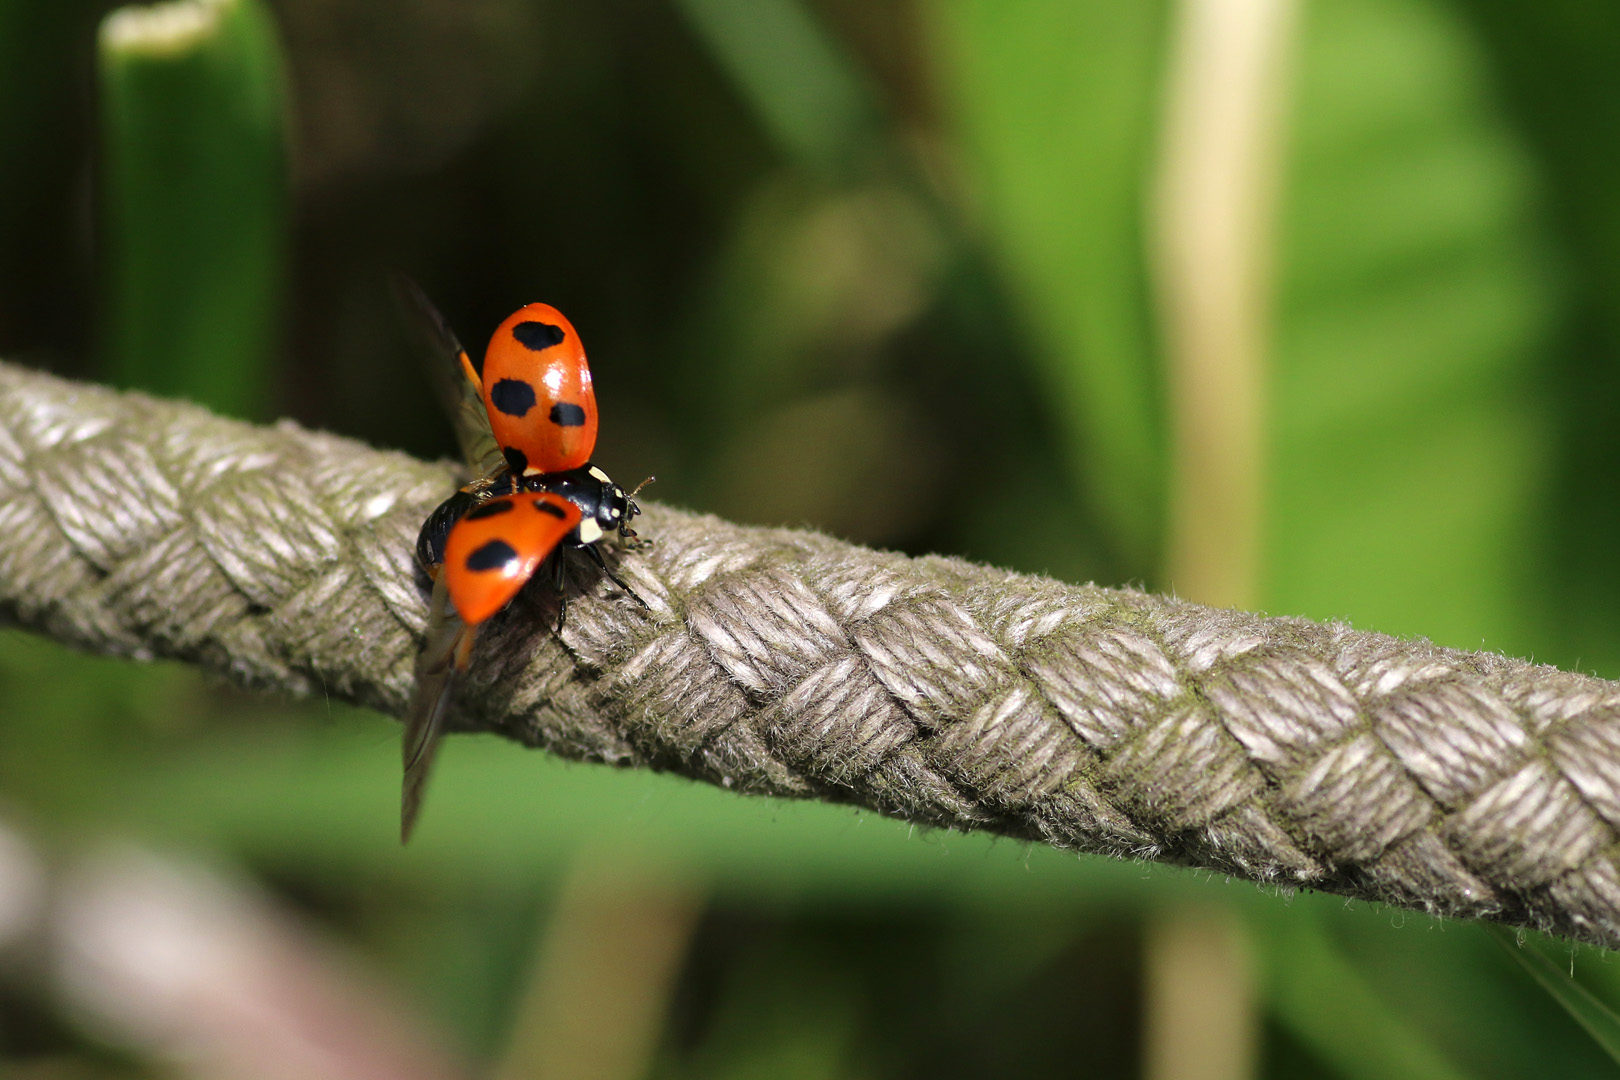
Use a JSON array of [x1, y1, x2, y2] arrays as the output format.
[[441, 491, 582, 625], [390, 273, 505, 479], [401, 569, 473, 843], [401, 491, 581, 841]]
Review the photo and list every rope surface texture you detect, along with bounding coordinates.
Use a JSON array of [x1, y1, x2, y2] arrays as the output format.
[[4, 360, 1620, 946]]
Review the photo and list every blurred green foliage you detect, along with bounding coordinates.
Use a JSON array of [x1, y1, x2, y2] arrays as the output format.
[[98, 0, 287, 416], [1490, 926, 1620, 1066], [931, 0, 1167, 572], [5, 0, 1620, 1076], [1270, 0, 1552, 659]]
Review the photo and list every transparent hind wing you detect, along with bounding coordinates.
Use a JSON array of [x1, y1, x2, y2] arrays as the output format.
[[390, 273, 506, 479], [401, 571, 476, 843]]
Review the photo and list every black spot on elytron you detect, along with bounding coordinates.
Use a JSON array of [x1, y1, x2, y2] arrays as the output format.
[[465, 499, 515, 521], [491, 378, 537, 417], [549, 402, 587, 427], [513, 321, 566, 351], [533, 499, 567, 519], [503, 446, 529, 473], [518, 320, 576, 351], [466, 538, 518, 572]]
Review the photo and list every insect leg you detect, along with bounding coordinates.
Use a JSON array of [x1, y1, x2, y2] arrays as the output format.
[[583, 543, 649, 608], [553, 552, 569, 634]]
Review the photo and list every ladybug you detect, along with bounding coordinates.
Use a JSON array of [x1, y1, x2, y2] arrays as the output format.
[[394, 277, 649, 841]]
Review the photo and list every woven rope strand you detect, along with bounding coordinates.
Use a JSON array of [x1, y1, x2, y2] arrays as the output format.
[[4, 360, 1620, 945]]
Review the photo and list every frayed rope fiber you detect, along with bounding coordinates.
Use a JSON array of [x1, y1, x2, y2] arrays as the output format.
[[6, 361, 1620, 945]]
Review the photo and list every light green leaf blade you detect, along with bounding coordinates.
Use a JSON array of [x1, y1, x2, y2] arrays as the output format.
[[924, 0, 1168, 572], [1266, 0, 1554, 653]]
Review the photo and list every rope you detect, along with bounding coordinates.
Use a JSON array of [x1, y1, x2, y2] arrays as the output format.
[[4, 360, 1620, 947]]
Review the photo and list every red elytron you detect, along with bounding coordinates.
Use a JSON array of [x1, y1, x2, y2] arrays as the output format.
[[439, 491, 583, 625], [480, 304, 599, 476]]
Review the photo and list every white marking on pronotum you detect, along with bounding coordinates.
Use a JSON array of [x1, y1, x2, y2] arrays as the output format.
[[588, 466, 610, 482], [578, 519, 604, 544]]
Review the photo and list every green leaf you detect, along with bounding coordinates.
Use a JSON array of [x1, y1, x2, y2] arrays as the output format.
[[1256, 912, 1478, 1080], [1450, 1, 1620, 676], [673, 0, 874, 177], [1488, 927, 1620, 1067], [923, 0, 1168, 572], [1265, 0, 1554, 653], [98, 0, 289, 417]]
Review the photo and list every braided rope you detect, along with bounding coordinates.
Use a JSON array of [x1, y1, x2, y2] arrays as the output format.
[[4, 361, 1620, 945]]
